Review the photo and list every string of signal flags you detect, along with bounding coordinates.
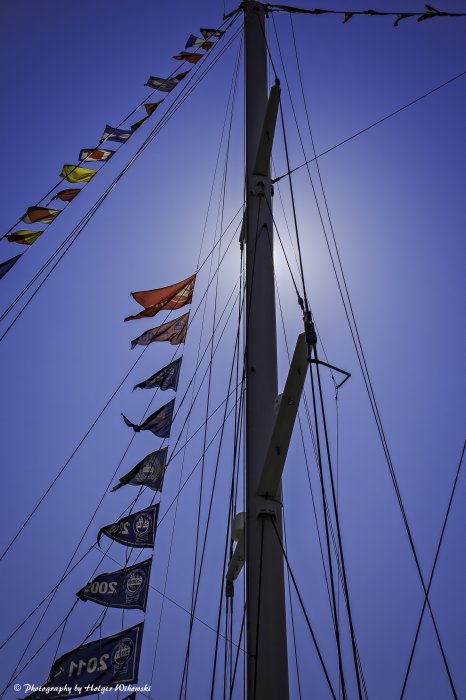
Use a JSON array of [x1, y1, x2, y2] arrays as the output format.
[[17, 274, 195, 699], [0, 28, 224, 283], [266, 3, 466, 25]]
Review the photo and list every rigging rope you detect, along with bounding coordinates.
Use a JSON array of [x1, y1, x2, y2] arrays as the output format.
[[273, 69, 466, 183], [0, 210, 242, 563], [183, 40, 242, 695], [283, 509, 303, 700], [400, 441, 466, 698], [0, 13, 241, 244], [178, 290, 245, 698], [270, 518, 338, 700], [149, 39, 243, 685], [0, 22, 243, 338], [278, 12, 458, 694]]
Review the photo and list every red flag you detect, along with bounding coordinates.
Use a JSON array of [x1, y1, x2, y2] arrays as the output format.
[[52, 188, 81, 202], [172, 52, 202, 64], [22, 206, 60, 224], [125, 274, 196, 322], [144, 101, 163, 116]]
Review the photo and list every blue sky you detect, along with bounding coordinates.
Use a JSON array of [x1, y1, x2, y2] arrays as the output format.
[[0, 1, 465, 698]]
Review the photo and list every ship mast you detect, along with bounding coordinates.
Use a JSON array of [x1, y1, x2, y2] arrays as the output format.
[[244, 2, 290, 697]]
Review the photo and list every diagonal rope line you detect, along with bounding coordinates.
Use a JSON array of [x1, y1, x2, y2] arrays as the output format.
[[0, 22, 243, 334], [0, 12, 241, 243], [400, 441, 466, 698], [273, 70, 466, 183], [275, 13, 456, 696], [270, 517, 338, 700]]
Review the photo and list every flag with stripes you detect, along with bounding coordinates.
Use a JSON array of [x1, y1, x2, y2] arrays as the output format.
[[185, 34, 214, 50], [100, 124, 132, 143], [145, 71, 190, 92], [22, 206, 60, 224]]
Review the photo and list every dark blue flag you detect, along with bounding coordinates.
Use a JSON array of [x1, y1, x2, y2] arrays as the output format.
[[111, 448, 167, 492], [122, 398, 175, 438], [98, 504, 159, 548], [77, 557, 152, 611], [100, 124, 132, 143], [20, 622, 144, 699], [0, 254, 22, 281], [133, 357, 182, 392]]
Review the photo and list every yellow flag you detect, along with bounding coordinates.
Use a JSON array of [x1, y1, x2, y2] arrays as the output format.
[[7, 230, 43, 245], [60, 164, 96, 183]]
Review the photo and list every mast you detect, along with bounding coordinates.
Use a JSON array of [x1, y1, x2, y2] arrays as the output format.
[[244, 2, 290, 697]]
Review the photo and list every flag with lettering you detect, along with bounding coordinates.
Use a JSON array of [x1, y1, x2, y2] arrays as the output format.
[[125, 274, 195, 321], [22, 206, 60, 225], [100, 124, 132, 143], [111, 448, 167, 492], [19, 623, 144, 699], [0, 254, 22, 280], [51, 188, 81, 202], [60, 164, 96, 183], [97, 504, 159, 548], [133, 357, 182, 392], [77, 558, 152, 611], [122, 398, 175, 438], [130, 312, 189, 349], [79, 148, 114, 162], [6, 230, 43, 245]]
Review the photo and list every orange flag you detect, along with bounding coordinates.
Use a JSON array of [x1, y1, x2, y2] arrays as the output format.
[[125, 274, 195, 322]]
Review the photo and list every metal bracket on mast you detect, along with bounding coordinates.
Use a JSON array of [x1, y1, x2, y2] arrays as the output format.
[[253, 81, 280, 176], [226, 512, 246, 597], [257, 332, 308, 498], [227, 334, 306, 596], [239, 81, 280, 247]]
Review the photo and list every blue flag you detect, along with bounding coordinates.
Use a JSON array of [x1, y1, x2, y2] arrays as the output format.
[[111, 448, 167, 492], [77, 558, 152, 611], [133, 357, 182, 392], [0, 254, 22, 281], [98, 504, 159, 548], [122, 398, 175, 438], [19, 622, 144, 699], [100, 124, 132, 144]]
